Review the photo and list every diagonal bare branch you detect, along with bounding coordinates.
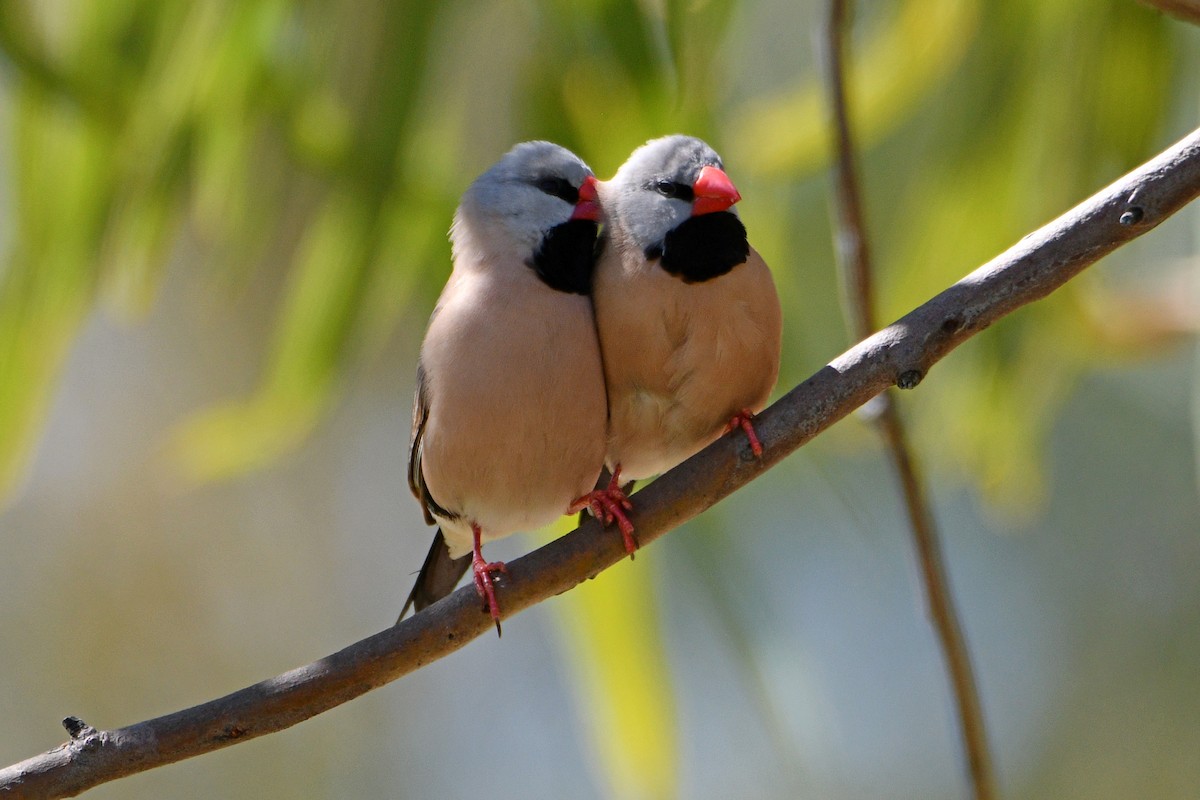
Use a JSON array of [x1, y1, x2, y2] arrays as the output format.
[[3, 126, 1200, 799]]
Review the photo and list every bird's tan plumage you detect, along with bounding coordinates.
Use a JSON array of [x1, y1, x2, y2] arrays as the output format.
[[593, 135, 782, 480], [414, 263, 607, 558], [401, 141, 609, 626]]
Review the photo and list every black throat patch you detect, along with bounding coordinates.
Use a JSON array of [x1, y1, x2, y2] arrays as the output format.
[[645, 211, 750, 283], [529, 218, 599, 295]]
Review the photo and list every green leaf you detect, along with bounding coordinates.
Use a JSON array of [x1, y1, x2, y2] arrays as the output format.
[[168, 189, 369, 482], [727, 0, 982, 178], [0, 87, 113, 503]]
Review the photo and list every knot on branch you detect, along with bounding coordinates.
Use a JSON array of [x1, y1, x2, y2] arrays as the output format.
[[62, 716, 96, 740], [940, 315, 964, 334], [1119, 206, 1145, 226], [62, 716, 103, 753], [1120, 188, 1147, 226], [217, 724, 249, 741]]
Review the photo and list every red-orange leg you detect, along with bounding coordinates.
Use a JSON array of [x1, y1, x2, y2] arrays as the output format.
[[570, 466, 637, 554]]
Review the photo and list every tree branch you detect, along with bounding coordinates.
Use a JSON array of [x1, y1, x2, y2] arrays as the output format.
[[823, 2, 996, 797], [826, 0, 876, 339], [3, 126, 1200, 798]]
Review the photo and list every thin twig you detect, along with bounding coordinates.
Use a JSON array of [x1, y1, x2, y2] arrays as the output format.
[[826, 0, 875, 339], [2, 127, 1200, 799], [875, 404, 995, 793], [823, 1, 996, 797]]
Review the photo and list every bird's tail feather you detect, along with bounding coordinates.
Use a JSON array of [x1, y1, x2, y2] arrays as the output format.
[[397, 528, 472, 624]]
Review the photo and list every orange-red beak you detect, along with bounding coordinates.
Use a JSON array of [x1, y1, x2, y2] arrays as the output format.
[[571, 175, 600, 221], [691, 165, 741, 216]]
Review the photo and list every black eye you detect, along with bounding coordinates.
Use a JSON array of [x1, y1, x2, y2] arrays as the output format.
[[653, 180, 693, 202], [534, 176, 579, 205]]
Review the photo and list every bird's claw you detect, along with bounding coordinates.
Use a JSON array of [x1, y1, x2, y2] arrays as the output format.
[[725, 408, 764, 458], [472, 558, 507, 635], [469, 522, 507, 636], [571, 466, 638, 555]]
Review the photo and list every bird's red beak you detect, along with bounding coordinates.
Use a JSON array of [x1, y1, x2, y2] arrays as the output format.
[[691, 165, 741, 216], [571, 175, 600, 221]]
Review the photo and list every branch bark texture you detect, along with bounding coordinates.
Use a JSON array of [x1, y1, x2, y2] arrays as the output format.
[[3, 127, 1200, 798]]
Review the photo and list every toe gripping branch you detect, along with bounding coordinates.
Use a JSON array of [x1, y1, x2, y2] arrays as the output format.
[[725, 408, 764, 458], [470, 523, 507, 636], [571, 467, 637, 555]]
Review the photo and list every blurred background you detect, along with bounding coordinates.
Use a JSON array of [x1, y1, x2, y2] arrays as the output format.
[[1, 1, 1198, 797]]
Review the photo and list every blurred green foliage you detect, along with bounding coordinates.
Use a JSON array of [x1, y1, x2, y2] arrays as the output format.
[[0, 0, 1185, 503], [0, 1, 1195, 797]]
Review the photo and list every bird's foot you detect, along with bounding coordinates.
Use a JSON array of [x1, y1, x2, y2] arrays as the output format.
[[725, 408, 764, 458], [470, 524, 507, 636], [570, 466, 637, 555]]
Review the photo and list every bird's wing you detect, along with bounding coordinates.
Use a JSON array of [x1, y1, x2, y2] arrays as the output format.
[[407, 361, 438, 526]]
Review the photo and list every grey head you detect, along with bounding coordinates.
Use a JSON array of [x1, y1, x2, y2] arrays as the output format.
[[451, 141, 598, 268], [604, 134, 739, 252]]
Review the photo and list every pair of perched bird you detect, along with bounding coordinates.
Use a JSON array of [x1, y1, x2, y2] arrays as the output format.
[[402, 135, 783, 633]]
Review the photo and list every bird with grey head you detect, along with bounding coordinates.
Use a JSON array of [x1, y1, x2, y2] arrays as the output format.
[[401, 141, 633, 634], [592, 134, 783, 491]]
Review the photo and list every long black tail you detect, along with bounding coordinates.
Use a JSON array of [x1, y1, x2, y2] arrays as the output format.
[[397, 528, 471, 624]]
